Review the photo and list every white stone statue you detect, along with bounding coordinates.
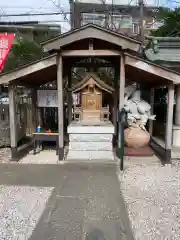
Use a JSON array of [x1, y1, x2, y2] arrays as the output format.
[[124, 89, 156, 131]]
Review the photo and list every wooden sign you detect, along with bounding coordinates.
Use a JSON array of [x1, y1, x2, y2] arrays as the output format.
[[37, 90, 58, 107]]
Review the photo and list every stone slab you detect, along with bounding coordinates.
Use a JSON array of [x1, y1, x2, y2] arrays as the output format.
[[68, 123, 114, 134], [69, 141, 112, 151], [67, 150, 115, 161], [173, 125, 180, 147], [83, 219, 127, 240], [69, 133, 113, 142], [0, 163, 135, 240]]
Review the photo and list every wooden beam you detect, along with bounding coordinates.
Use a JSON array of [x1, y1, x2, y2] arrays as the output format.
[[57, 54, 64, 160], [8, 83, 18, 161], [149, 88, 155, 135], [165, 83, 174, 163], [125, 55, 180, 84], [73, 62, 113, 68], [0, 54, 57, 85], [62, 49, 120, 57]]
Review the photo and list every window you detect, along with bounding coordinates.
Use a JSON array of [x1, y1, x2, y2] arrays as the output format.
[[132, 23, 139, 35], [110, 14, 132, 30], [81, 13, 106, 27]]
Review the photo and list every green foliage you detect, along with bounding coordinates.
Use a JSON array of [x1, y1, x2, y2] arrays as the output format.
[[3, 38, 44, 73], [151, 7, 180, 37]]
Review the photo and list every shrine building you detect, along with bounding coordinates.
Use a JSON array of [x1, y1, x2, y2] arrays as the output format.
[[0, 24, 180, 163]]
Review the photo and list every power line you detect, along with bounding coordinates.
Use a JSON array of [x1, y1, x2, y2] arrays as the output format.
[[50, 0, 71, 24], [0, 12, 69, 17]]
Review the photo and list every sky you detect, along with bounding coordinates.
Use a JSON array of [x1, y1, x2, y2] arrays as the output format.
[[0, 0, 179, 33], [0, 0, 71, 32]]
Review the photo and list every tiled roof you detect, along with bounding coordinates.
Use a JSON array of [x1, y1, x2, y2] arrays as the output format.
[[145, 37, 180, 62]]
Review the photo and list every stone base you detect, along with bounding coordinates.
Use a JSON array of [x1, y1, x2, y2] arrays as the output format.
[[124, 146, 154, 157], [11, 147, 18, 161], [173, 125, 180, 147], [67, 121, 114, 161], [58, 148, 64, 161], [67, 150, 115, 161]]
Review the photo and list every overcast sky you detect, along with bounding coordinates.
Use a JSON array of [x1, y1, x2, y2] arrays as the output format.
[[0, 0, 71, 32]]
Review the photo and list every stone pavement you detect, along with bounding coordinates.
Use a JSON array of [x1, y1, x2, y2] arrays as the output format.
[[0, 163, 134, 240]]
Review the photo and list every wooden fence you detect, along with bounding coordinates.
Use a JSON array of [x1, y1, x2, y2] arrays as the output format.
[[0, 101, 34, 147]]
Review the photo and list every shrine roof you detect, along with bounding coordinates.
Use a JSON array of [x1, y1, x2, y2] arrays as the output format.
[[69, 72, 114, 93], [41, 24, 141, 53]]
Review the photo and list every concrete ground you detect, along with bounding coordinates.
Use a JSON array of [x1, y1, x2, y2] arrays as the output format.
[[0, 163, 134, 240]]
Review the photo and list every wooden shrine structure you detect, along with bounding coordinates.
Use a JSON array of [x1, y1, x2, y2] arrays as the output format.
[[70, 72, 114, 121], [1, 24, 180, 163]]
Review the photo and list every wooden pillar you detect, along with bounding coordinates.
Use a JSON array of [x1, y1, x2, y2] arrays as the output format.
[[8, 83, 18, 161], [68, 69, 73, 125], [165, 83, 174, 164], [31, 88, 38, 132], [57, 54, 64, 160], [113, 67, 118, 145], [118, 55, 125, 152], [119, 55, 125, 110], [172, 85, 180, 147], [175, 85, 180, 125], [149, 88, 155, 135]]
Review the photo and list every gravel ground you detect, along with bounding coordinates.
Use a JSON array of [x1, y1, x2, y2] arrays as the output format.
[[119, 162, 180, 240], [0, 186, 53, 240], [0, 148, 11, 163]]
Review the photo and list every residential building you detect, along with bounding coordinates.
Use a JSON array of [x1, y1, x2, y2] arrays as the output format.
[[70, 0, 164, 39], [0, 21, 61, 43]]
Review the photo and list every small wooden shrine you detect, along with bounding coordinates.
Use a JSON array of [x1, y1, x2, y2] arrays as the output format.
[[69, 72, 114, 122]]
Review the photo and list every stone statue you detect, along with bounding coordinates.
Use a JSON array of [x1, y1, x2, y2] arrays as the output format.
[[124, 89, 156, 131], [123, 88, 156, 149]]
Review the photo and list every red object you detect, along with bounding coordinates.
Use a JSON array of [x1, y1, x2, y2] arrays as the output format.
[[0, 33, 15, 73], [46, 129, 52, 133], [124, 146, 154, 157]]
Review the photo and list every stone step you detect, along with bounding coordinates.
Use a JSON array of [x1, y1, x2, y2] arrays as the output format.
[[66, 150, 115, 161], [69, 133, 113, 142], [69, 142, 112, 151], [68, 125, 114, 134]]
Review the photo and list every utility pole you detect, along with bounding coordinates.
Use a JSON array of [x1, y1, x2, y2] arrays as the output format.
[[139, 0, 144, 52]]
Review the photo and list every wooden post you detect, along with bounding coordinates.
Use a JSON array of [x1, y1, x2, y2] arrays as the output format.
[[165, 83, 174, 164], [68, 69, 73, 125], [149, 88, 154, 135], [175, 85, 180, 125], [113, 67, 118, 146], [119, 55, 125, 110], [118, 55, 125, 157], [8, 83, 18, 161], [31, 88, 37, 132], [57, 54, 64, 160]]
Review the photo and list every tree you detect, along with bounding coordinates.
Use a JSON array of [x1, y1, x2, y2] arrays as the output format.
[[151, 7, 180, 37], [3, 38, 44, 73]]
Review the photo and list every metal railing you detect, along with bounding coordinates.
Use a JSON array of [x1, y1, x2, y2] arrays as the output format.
[[118, 108, 127, 171]]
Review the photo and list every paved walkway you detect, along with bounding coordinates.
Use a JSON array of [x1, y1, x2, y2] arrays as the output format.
[[0, 163, 134, 240]]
